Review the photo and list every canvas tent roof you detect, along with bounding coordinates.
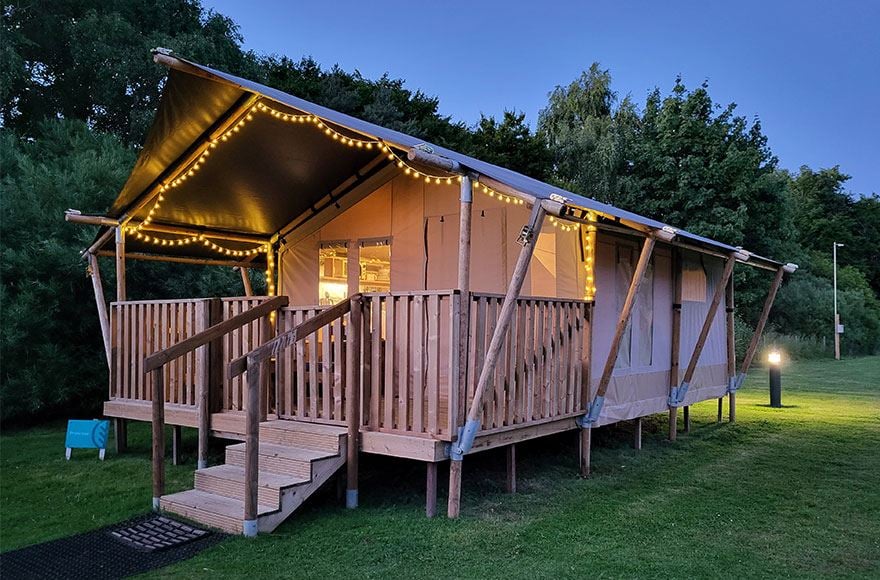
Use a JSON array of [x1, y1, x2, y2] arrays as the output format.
[[92, 52, 787, 271]]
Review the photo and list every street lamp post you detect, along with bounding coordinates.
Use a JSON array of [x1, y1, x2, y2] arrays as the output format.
[[833, 242, 844, 360]]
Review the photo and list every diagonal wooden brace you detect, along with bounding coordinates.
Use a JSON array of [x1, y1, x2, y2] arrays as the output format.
[[451, 202, 547, 460], [579, 235, 656, 427], [730, 265, 785, 393], [669, 254, 736, 407]]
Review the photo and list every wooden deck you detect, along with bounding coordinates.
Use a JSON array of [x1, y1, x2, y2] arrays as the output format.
[[105, 292, 592, 462]]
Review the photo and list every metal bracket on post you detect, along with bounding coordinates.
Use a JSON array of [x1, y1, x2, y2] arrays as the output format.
[[242, 519, 257, 538], [346, 490, 358, 509], [728, 372, 746, 394], [152, 497, 160, 511], [449, 419, 481, 461], [576, 396, 605, 428], [668, 382, 690, 407]]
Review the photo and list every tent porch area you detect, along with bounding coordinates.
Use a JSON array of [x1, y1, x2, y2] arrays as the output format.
[[102, 289, 592, 465]]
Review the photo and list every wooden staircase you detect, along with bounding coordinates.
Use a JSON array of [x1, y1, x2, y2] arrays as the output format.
[[160, 420, 347, 534]]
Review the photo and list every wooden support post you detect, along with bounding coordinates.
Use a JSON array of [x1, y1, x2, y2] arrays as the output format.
[[448, 175, 473, 519], [506, 444, 517, 493], [683, 406, 691, 432], [579, 428, 591, 477], [151, 368, 165, 510], [243, 356, 261, 537], [447, 460, 463, 518], [115, 227, 126, 301], [426, 462, 438, 518], [579, 303, 594, 471], [239, 267, 254, 296], [669, 248, 682, 441], [114, 418, 128, 454], [345, 296, 363, 509], [87, 253, 112, 368], [725, 268, 735, 423], [172, 425, 182, 466], [634, 418, 642, 450], [197, 302, 210, 470], [449, 202, 547, 518], [717, 398, 723, 423], [457, 176, 473, 423]]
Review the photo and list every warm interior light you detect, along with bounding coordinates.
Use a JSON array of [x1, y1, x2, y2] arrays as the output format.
[[767, 351, 782, 365]]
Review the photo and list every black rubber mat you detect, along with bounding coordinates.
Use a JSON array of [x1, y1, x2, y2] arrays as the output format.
[[0, 514, 226, 579]]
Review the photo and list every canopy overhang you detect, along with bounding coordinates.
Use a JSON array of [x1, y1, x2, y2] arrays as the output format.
[[87, 51, 791, 273]]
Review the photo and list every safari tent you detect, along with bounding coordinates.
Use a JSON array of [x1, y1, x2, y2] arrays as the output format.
[[66, 50, 797, 536]]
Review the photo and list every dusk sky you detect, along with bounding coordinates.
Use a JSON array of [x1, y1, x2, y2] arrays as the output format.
[[206, 0, 879, 196]]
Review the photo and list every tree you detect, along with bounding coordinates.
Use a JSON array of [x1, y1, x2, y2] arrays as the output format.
[[1, 0, 262, 145], [0, 120, 133, 422], [537, 63, 638, 201], [470, 110, 551, 180]]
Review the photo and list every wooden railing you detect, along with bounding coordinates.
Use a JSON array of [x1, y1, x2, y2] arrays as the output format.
[[274, 305, 345, 423], [143, 296, 289, 512], [220, 297, 275, 414], [466, 293, 591, 434], [362, 290, 462, 439], [110, 299, 210, 406], [229, 294, 362, 531]]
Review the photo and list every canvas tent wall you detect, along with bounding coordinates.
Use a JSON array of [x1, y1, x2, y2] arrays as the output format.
[[278, 173, 587, 304], [276, 173, 732, 428]]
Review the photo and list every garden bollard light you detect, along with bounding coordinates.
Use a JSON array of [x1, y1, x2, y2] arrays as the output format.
[[768, 351, 782, 407]]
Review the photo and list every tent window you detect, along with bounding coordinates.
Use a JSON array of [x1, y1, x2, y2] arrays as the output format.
[[319, 241, 348, 305], [359, 238, 391, 293], [682, 256, 707, 302]]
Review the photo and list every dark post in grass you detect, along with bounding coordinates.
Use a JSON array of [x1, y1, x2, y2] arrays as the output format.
[[768, 351, 782, 407]]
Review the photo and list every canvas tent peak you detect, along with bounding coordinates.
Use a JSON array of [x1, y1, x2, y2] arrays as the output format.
[[87, 48, 791, 273]]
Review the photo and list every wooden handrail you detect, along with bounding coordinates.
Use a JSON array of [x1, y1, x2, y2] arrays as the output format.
[[144, 295, 288, 372], [240, 293, 364, 532], [227, 294, 360, 380], [149, 294, 287, 514]]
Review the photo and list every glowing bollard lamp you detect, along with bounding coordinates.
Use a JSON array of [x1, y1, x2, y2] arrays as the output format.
[[768, 351, 782, 407]]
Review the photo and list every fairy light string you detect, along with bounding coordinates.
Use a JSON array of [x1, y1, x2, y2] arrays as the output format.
[[133, 99, 578, 261]]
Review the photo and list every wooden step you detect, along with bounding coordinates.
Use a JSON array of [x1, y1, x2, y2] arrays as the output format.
[[160, 489, 277, 535], [225, 442, 337, 478], [194, 465, 308, 506], [259, 420, 346, 453]]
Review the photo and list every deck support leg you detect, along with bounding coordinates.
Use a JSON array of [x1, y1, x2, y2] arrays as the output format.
[[634, 418, 642, 450], [426, 462, 438, 518], [717, 398, 723, 422], [579, 428, 592, 477], [730, 392, 737, 423], [172, 425, 182, 466], [683, 406, 691, 433], [506, 444, 517, 493], [668, 408, 677, 441], [447, 459, 463, 518], [114, 418, 128, 454]]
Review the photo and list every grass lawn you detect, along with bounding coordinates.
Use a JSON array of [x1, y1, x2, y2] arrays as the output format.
[[2, 357, 878, 578]]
